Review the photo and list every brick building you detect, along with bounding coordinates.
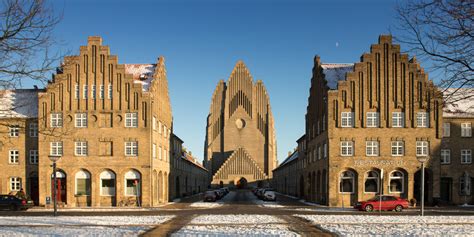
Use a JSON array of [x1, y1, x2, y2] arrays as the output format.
[[204, 61, 277, 188]]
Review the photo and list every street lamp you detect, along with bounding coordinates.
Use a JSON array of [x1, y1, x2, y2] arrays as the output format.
[[416, 155, 429, 216], [49, 155, 61, 217]]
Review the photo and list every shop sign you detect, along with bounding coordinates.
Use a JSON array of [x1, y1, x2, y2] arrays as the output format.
[[353, 160, 404, 167]]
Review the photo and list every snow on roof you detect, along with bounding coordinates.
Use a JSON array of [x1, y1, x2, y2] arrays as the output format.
[[443, 88, 474, 118], [0, 89, 39, 119], [321, 63, 354, 89], [277, 151, 299, 168], [124, 64, 156, 92]]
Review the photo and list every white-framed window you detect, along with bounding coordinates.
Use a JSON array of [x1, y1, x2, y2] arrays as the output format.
[[100, 170, 116, 196], [50, 141, 63, 156], [391, 141, 404, 156], [152, 116, 156, 130], [9, 177, 21, 191], [340, 141, 353, 156], [443, 122, 451, 137], [107, 85, 113, 99], [29, 122, 38, 137], [366, 112, 379, 128], [158, 121, 162, 134], [392, 112, 404, 128], [416, 141, 429, 156], [389, 171, 404, 193], [75, 141, 88, 156], [91, 85, 96, 99], [50, 113, 63, 127], [339, 171, 355, 193], [99, 85, 104, 99], [29, 150, 39, 164], [75, 170, 91, 196], [125, 170, 141, 196], [440, 149, 451, 164], [364, 171, 379, 193], [75, 113, 87, 128], [9, 126, 19, 137], [9, 150, 19, 164], [83, 85, 88, 99], [461, 149, 472, 164], [366, 141, 379, 156], [323, 142, 328, 159], [75, 84, 80, 99], [159, 146, 162, 160], [416, 112, 429, 127], [125, 141, 138, 156], [152, 143, 157, 159], [461, 123, 472, 137], [341, 112, 353, 127], [125, 113, 138, 128]]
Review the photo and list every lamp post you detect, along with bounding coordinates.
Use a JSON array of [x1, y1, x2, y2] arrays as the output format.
[[416, 155, 429, 216], [49, 155, 61, 217]]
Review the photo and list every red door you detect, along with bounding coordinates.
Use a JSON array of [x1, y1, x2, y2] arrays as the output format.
[[52, 178, 67, 203]]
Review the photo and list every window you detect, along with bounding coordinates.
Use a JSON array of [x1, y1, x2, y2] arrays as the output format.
[[392, 112, 404, 128], [339, 171, 355, 193], [75, 141, 88, 156], [318, 145, 322, 160], [125, 113, 138, 127], [152, 144, 157, 159], [75, 170, 91, 196], [108, 85, 113, 99], [29, 123, 38, 137], [459, 173, 471, 196], [159, 146, 162, 160], [366, 141, 379, 156], [340, 141, 353, 156], [416, 112, 429, 127], [83, 85, 88, 99], [75, 113, 87, 128], [389, 171, 404, 193], [29, 150, 38, 164], [322, 114, 326, 131], [416, 141, 429, 156], [10, 177, 21, 191], [461, 149, 472, 164], [9, 126, 19, 137], [323, 142, 328, 159], [158, 121, 162, 134], [50, 141, 63, 156], [9, 150, 19, 164], [341, 112, 353, 127], [164, 149, 168, 161], [391, 141, 404, 156], [91, 85, 96, 99], [50, 113, 63, 127], [125, 170, 141, 196], [366, 112, 379, 127], [164, 125, 168, 138], [364, 171, 379, 193], [125, 141, 138, 156], [440, 149, 451, 164], [100, 141, 113, 156], [75, 84, 80, 99], [443, 122, 450, 137], [100, 170, 116, 196], [99, 85, 104, 99], [152, 116, 156, 130], [461, 123, 472, 137]]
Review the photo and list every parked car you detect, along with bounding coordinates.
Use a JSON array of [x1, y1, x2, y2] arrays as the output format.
[[354, 195, 409, 212], [262, 190, 276, 201], [204, 191, 217, 202], [215, 190, 225, 199], [0, 195, 33, 211], [257, 188, 274, 200]]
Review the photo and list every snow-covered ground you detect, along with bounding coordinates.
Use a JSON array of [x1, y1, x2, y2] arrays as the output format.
[[172, 215, 299, 236], [296, 215, 474, 236], [0, 215, 174, 236]]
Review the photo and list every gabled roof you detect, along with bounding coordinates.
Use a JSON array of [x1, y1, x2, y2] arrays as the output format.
[[124, 64, 156, 92], [443, 88, 474, 118], [321, 63, 354, 89], [0, 89, 40, 119], [276, 151, 299, 169]]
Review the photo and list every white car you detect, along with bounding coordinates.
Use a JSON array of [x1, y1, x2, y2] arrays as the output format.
[[263, 190, 276, 201]]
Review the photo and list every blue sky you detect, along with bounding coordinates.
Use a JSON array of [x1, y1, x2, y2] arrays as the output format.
[[40, 0, 402, 163]]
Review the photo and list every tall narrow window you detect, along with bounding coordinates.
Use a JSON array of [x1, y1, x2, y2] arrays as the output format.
[[125, 113, 138, 127], [152, 116, 157, 130], [461, 123, 472, 137], [323, 142, 328, 159], [99, 85, 104, 99], [152, 144, 157, 159], [366, 112, 379, 127], [29, 123, 38, 137], [83, 85, 88, 99], [340, 141, 353, 156], [50, 113, 63, 127], [91, 85, 96, 99], [440, 149, 451, 164], [443, 122, 451, 137], [125, 141, 138, 156], [75, 84, 80, 99], [461, 149, 472, 164], [392, 112, 404, 127], [75, 141, 88, 156], [416, 112, 429, 127], [164, 125, 168, 138], [50, 141, 63, 156], [341, 112, 353, 127], [9, 150, 19, 164], [416, 141, 429, 156], [391, 141, 404, 156], [366, 141, 379, 156], [29, 150, 39, 164], [158, 121, 162, 134], [75, 113, 87, 128], [318, 145, 322, 160], [159, 146, 162, 160], [164, 149, 168, 161], [108, 85, 113, 99]]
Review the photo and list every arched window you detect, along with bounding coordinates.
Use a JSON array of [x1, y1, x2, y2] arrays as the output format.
[[100, 170, 116, 196], [75, 170, 91, 196], [339, 171, 355, 193], [364, 171, 379, 193], [389, 171, 404, 193], [125, 170, 141, 196]]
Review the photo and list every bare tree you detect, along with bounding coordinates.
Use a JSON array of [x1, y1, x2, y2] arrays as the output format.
[[0, 0, 61, 89], [394, 0, 473, 100]]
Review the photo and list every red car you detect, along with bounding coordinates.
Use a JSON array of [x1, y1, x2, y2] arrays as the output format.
[[354, 195, 409, 212]]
